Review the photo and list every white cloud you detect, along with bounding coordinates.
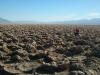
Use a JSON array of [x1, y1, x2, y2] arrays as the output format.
[[87, 12, 100, 19], [45, 15, 76, 20], [88, 12, 100, 17], [50, 12, 100, 21], [32, 12, 100, 21], [34, 15, 77, 22], [73, 12, 100, 20]]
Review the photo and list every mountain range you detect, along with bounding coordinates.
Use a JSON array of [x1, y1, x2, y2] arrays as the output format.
[[0, 18, 11, 23], [0, 17, 100, 25]]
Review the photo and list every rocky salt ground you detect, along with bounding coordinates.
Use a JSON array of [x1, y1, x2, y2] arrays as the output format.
[[0, 25, 100, 75]]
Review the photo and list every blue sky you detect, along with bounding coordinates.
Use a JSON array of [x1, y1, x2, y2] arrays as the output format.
[[0, 0, 100, 22]]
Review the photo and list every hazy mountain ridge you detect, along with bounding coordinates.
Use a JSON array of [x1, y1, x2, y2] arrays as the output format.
[[0, 17, 100, 25], [62, 18, 100, 25], [0, 18, 11, 23]]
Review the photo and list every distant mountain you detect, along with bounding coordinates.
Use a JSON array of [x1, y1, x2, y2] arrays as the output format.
[[14, 21, 44, 24], [62, 18, 100, 25], [14, 18, 100, 25], [0, 18, 11, 23], [0, 17, 100, 25]]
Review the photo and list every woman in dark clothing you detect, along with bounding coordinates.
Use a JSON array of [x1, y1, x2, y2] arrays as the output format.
[[74, 27, 79, 36]]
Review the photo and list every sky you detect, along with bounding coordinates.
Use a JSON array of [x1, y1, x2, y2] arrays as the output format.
[[0, 0, 100, 22]]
